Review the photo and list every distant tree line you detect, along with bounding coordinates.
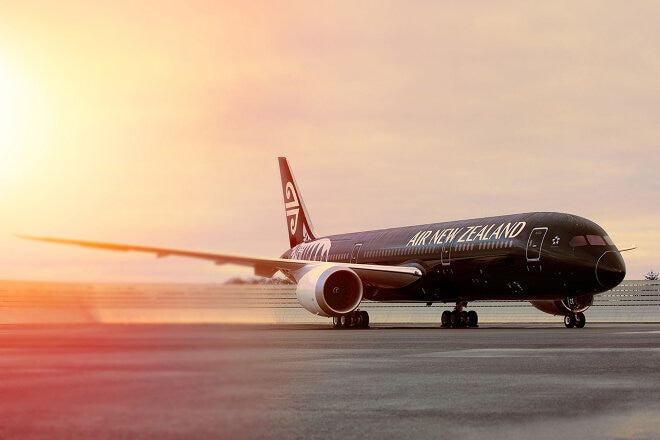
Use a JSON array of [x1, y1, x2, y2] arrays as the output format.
[[224, 276, 294, 285], [646, 270, 659, 281]]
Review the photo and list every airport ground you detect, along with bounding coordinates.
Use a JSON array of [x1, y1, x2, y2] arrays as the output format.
[[2, 280, 659, 325], [0, 323, 658, 440]]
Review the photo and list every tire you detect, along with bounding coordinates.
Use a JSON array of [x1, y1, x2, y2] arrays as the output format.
[[359, 311, 370, 328], [441, 310, 451, 327], [575, 312, 586, 328], [340, 314, 351, 328], [564, 314, 576, 328], [450, 310, 461, 328], [467, 310, 478, 327], [460, 311, 468, 327], [354, 312, 363, 328]]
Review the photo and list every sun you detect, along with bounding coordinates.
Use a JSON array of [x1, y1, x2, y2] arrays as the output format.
[[0, 60, 26, 161], [0, 53, 40, 187]]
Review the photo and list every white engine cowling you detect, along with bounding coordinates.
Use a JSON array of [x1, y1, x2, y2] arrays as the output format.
[[296, 265, 363, 317]]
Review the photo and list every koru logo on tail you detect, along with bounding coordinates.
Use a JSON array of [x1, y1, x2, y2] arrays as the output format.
[[284, 181, 300, 235]]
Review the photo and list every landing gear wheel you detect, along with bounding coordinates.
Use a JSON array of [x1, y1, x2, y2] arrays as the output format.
[[333, 311, 369, 329], [466, 310, 479, 328], [359, 311, 370, 329], [575, 312, 586, 328], [441, 310, 451, 328], [564, 314, 576, 328], [450, 310, 461, 328], [341, 314, 354, 328], [460, 311, 468, 327], [442, 303, 478, 329]]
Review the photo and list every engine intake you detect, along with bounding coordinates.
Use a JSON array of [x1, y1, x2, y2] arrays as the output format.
[[296, 265, 363, 317]]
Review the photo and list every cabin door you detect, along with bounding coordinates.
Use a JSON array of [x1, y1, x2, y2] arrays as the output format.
[[351, 243, 363, 264], [526, 227, 548, 262], [441, 238, 453, 266]]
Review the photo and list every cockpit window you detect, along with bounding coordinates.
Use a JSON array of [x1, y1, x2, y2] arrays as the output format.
[[570, 235, 613, 247], [569, 236, 588, 247], [587, 235, 606, 246]]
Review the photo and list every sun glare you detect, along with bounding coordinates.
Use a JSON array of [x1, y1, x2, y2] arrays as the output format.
[[0, 53, 43, 189]]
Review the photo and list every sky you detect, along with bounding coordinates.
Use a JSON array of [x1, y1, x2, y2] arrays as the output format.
[[0, 1, 658, 283]]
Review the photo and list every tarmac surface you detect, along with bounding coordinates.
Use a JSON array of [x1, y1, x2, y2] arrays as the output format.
[[0, 323, 659, 440]]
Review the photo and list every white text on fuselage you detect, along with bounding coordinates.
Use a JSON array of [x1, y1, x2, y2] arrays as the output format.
[[406, 221, 527, 247]]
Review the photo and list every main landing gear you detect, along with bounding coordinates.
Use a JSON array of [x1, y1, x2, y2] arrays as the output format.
[[440, 301, 478, 328], [564, 312, 586, 329], [332, 310, 370, 329]]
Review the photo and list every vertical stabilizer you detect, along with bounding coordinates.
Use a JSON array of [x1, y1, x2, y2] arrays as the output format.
[[278, 157, 317, 248]]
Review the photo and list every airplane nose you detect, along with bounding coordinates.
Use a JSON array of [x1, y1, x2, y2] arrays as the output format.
[[596, 251, 626, 288]]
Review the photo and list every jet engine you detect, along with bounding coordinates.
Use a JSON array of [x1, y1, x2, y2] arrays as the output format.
[[529, 295, 594, 316], [296, 264, 363, 317]]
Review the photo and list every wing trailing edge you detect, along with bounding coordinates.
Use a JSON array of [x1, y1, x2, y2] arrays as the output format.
[[16, 234, 422, 289]]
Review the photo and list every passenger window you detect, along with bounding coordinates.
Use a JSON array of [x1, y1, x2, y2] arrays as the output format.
[[569, 236, 588, 247], [587, 235, 606, 246]]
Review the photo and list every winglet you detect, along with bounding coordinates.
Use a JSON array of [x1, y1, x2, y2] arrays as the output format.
[[278, 157, 316, 248]]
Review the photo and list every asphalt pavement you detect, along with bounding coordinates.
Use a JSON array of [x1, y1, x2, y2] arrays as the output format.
[[1, 323, 658, 439]]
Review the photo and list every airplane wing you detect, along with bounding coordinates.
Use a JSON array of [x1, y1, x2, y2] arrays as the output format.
[[16, 235, 422, 289]]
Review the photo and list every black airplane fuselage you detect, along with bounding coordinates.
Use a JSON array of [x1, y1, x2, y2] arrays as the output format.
[[281, 211, 626, 304]]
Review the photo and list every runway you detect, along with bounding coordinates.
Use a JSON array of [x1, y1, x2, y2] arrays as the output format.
[[1, 324, 659, 440]]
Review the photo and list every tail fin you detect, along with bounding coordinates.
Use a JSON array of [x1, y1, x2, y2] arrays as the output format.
[[279, 157, 317, 247]]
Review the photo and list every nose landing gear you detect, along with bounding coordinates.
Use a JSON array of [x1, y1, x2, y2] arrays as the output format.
[[564, 312, 586, 328]]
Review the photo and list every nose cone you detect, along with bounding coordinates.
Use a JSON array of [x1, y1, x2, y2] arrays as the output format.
[[596, 251, 626, 289]]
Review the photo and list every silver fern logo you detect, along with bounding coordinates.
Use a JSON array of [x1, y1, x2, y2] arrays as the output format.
[[291, 239, 332, 261], [284, 181, 300, 236]]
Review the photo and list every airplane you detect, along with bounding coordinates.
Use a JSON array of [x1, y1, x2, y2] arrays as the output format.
[[19, 157, 628, 329]]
